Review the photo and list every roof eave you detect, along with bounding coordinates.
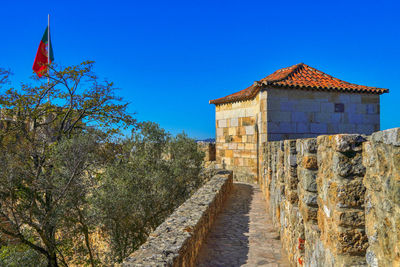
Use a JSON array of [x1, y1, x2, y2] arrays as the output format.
[[209, 84, 262, 105], [269, 84, 389, 95], [210, 85, 389, 105]]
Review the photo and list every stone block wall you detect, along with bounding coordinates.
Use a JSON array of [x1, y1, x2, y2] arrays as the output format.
[[214, 91, 267, 182], [260, 128, 400, 266], [316, 134, 368, 266], [214, 88, 380, 185], [265, 141, 285, 231], [197, 142, 216, 162], [280, 140, 305, 265], [363, 128, 400, 266], [123, 170, 233, 267], [296, 138, 321, 265], [266, 88, 380, 141]]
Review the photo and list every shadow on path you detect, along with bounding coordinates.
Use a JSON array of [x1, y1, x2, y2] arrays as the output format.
[[196, 183, 252, 266], [196, 182, 290, 267]]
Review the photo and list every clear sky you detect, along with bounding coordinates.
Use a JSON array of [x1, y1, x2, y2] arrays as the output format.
[[0, 0, 399, 139]]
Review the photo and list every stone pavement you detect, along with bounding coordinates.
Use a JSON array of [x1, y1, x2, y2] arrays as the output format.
[[196, 182, 290, 267]]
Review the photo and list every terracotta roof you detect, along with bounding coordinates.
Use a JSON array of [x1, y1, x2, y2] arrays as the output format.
[[210, 63, 388, 105]]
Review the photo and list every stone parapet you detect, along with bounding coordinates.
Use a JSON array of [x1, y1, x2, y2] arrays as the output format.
[[363, 128, 400, 266], [197, 141, 216, 162], [317, 134, 368, 266], [259, 128, 400, 266], [214, 91, 267, 182], [296, 138, 321, 265], [281, 139, 304, 265], [269, 141, 284, 231], [123, 170, 233, 267]]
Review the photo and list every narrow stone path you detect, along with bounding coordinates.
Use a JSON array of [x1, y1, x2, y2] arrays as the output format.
[[196, 183, 290, 267]]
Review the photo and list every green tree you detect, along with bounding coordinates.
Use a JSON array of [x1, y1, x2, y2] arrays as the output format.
[[94, 122, 204, 263], [0, 243, 47, 267], [0, 62, 135, 267]]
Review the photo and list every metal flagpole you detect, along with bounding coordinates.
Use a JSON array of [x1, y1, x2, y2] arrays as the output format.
[[48, 14, 50, 67], [47, 14, 50, 102]]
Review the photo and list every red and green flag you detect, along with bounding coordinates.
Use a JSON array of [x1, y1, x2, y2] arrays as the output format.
[[32, 26, 54, 77]]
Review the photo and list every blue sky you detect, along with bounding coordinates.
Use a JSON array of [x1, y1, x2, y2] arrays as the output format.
[[0, 0, 399, 139]]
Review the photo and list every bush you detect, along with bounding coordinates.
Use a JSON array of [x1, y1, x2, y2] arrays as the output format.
[[0, 244, 47, 267], [94, 122, 204, 263]]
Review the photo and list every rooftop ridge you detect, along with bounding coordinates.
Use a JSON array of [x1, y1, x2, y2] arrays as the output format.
[[266, 62, 304, 84], [210, 63, 388, 105]]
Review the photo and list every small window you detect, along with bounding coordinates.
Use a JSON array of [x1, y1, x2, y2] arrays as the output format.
[[335, 103, 344, 113]]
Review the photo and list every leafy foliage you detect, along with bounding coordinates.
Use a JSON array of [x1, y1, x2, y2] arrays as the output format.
[[0, 243, 47, 267], [0, 62, 135, 267], [0, 65, 204, 266], [94, 122, 204, 263]]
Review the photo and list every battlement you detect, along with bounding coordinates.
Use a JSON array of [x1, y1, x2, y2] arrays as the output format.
[[122, 170, 233, 266], [121, 128, 399, 266], [260, 127, 400, 266]]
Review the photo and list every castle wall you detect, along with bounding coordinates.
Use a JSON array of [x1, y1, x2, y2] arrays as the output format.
[[363, 129, 400, 266], [123, 170, 233, 266], [197, 142, 216, 162], [266, 88, 380, 141], [259, 128, 400, 266], [214, 87, 381, 184], [214, 91, 267, 182], [125, 129, 399, 266]]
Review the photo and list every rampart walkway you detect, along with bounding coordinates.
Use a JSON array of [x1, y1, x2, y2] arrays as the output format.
[[196, 182, 290, 267]]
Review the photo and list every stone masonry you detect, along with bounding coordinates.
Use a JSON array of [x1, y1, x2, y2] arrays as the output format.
[[363, 128, 400, 266], [211, 63, 387, 184], [123, 128, 399, 267], [197, 141, 216, 162], [123, 170, 232, 267], [214, 92, 267, 182], [296, 138, 320, 265], [214, 89, 381, 184], [281, 140, 304, 265], [259, 128, 400, 266], [196, 182, 290, 266], [317, 134, 368, 266], [267, 90, 380, 141]]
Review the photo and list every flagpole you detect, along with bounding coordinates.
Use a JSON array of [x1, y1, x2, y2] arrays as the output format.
[[48, 14, 50, 67], [47, 14, 50, 102]]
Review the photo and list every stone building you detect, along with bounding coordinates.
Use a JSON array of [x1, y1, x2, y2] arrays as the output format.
[[209, 63, 388, 181]]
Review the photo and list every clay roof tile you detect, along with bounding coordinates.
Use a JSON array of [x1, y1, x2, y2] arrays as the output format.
[[210, 63, 388, 105]]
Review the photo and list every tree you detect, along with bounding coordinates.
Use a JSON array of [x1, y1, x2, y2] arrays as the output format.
[[0, 62, 135, 267], [94, 122, 204, 263], [0, 68, 10, 86], [0, 242, 47, 267]]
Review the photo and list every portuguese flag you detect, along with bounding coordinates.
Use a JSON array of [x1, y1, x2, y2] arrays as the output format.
[[32, 26, 54, 77]]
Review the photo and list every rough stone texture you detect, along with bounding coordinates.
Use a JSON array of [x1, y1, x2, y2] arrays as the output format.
[[296, 138, 322, 266], [271, 141, 285, 231], [123, 170, 233, 267], [280, 140, 305, 266], [197, 141, 216, 162], [363, 127, 400, 266], [196, 183, 290, 267], [126, 128, 399, 266], [259, 140, 303, 266], [214, 88, 380, 185], [214, 91, 267, 182], [267, 89, 380, 141], [317, 134, 368, 266], [258, 129, 400, 266]]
